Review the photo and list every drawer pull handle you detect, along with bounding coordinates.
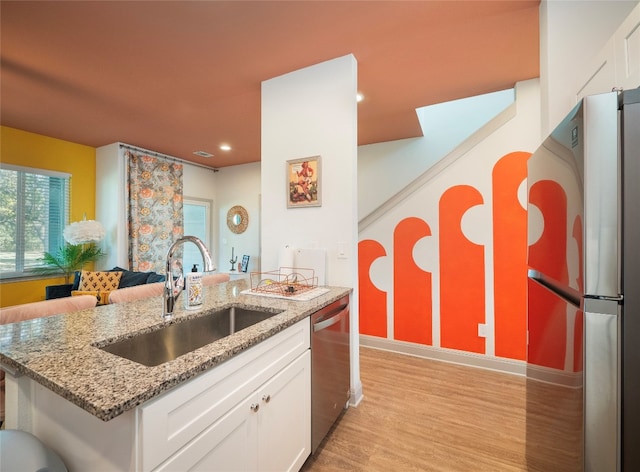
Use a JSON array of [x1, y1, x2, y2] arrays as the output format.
[[250, 403, 260, 412], [262, 394, 271, 403]]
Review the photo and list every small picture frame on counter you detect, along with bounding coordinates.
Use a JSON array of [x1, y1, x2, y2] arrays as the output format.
[[240, 255, 250, 272]]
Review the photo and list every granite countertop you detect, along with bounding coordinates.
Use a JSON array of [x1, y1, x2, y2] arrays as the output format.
[[0, 279, 351, 421]]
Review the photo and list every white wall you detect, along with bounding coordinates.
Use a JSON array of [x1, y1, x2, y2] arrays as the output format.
[[261, 54, 362, 404], [358, 88, 515, 219], [96, 143, 129, 270], [261, 55, 358, 286], [214, 162, 261, 273], [540, 0, 638, 136]]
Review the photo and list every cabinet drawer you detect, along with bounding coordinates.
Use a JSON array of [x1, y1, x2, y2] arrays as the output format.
[[139, 318, 310, 472]]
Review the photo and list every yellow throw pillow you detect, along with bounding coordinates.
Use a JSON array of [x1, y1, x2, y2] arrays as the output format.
[[79, 270, 122, 291], [71, 290, 113, 306]]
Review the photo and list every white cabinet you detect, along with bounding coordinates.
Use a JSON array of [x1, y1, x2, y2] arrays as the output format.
[[139, 318, 311, 472], [575, 40, 617, 100], [5, 318, 311, 472], [576, 3, 640, 100], [257, 351, 310, 472], [154, 351, 310, 472], [159, 391, 257, 471], [613, 3, 640, 91]]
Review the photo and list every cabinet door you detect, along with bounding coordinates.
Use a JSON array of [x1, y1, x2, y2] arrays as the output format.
[[613, 3, 640, 90], [258, 350, 311, 472], [575, 3, 640, 101], [154, 394, 259, 472], [575, 40, 617, 101]]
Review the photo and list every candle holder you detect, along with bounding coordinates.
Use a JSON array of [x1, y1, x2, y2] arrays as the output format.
[[229, 247, 237, 271]]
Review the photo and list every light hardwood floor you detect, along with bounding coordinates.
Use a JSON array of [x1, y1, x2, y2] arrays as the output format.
[[302, 346, 581, 472]]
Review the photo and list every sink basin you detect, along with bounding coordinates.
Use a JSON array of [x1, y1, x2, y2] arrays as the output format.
[[97, 306, 283, 366]]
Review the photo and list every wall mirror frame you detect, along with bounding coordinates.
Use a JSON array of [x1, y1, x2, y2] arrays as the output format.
[[227, 205, 249, 234]]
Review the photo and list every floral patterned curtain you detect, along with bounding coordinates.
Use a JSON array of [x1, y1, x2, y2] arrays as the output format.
[[126, 149, 184, 273]]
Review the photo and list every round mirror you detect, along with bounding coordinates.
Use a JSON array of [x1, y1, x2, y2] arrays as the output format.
[[227, 205, 249, 234]]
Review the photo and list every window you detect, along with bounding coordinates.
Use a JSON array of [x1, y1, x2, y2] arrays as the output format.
[[183, 198, 212, 272], [0, 164, 70, 278]]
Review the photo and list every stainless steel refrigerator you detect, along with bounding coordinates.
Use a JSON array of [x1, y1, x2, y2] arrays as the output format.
[[526, 88, 640, 472]]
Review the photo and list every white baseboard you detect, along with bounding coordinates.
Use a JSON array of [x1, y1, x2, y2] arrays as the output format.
[[359, 334, 527, 377], [349, 381, 364, 408], [359, 335, 583, 388], [525, 363, 583, 388]]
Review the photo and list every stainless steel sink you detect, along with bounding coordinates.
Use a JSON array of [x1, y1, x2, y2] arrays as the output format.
[[97, 306, 283, 366]]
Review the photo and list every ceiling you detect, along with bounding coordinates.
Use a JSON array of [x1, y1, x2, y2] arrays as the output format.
[[1, 1, 540, 169]]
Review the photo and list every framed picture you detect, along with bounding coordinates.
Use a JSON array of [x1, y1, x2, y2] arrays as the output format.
[[286, 156, 321, 208], [240, 255, 250, 273]]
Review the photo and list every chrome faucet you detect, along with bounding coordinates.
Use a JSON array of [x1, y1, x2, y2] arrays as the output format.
[[163, 235, 215, 319]]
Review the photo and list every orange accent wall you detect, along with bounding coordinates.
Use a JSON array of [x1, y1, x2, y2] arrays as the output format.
[[439, 185, 485, 354], [527, 180, 569, 369], [528, 180, 569, 284], [393, 217, 432, 345], [573, 215, 584, 373], [0, 126, 96, 307], [356, 146, 585, 370], [358, 239, 388, 337], [527, 279, 568, 369], [493, 151, 531, 360]]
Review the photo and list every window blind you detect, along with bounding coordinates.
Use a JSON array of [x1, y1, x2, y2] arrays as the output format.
[[0, 164, 70, 278]]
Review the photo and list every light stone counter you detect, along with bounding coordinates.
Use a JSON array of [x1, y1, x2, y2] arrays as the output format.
[[0, 279, 351, 421]]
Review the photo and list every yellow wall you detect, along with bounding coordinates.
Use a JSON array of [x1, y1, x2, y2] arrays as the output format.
[[0, 126, 96, 307]]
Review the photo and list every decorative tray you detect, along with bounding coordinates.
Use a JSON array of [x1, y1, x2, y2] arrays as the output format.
[[248, 267, 318, 297]]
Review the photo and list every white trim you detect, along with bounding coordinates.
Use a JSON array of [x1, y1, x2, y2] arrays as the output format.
[[183, 197, 213, 273], [359, 334, 527, 377], [349, 380, 364, 407], [184, 197, 212, 238], [360, 335, 584, 388], [0, 163, 71, 179], [525, 362, 583, 388]]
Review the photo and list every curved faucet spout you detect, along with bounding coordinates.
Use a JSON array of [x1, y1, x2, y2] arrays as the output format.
[[163, 235, 215, 319]]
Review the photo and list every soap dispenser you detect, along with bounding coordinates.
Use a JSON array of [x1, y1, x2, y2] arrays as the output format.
[[184, 263, 203, 309]]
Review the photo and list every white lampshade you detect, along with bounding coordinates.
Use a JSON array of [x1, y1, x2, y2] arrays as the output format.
[[63, 220, 106, 245]]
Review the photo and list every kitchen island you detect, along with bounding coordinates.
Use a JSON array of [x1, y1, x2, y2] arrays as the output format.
[[0, 279, 351, 471]]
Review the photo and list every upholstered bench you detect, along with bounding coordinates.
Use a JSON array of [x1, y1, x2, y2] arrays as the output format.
[[108, 273, 230, 304], [0, 295, 98, 427]]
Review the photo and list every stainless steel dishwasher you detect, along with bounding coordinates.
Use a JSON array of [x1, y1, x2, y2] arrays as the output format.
[[311, 295, 350, 453]]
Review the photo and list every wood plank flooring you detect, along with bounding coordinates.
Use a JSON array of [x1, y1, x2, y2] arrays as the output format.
[[302, 346, 580, 472]]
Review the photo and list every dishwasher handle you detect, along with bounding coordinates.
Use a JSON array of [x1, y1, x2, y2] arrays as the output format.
[[313, 304, 348, 332]]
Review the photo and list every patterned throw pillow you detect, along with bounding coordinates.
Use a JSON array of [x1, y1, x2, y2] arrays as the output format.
[[79, 270, 122, 291], [72, 271, 123, 305]]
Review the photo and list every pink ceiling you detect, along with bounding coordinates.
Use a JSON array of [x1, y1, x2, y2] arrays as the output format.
[[1, 1, 540, 168]]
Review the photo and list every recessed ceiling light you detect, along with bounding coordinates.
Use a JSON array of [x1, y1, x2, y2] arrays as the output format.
[[220, 144, 232, 151], [193, 151, 214, 158], [356, 93, 364, 103]]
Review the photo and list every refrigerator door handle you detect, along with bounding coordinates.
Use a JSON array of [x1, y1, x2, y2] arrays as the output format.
[[584, 294, 623, 303], [528, 269, 582, 307]]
